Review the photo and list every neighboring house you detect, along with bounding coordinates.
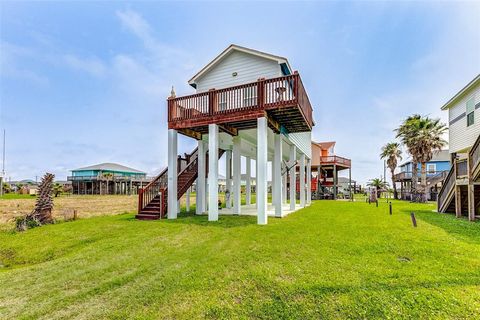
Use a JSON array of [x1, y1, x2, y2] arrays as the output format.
[[137, 44, 315, 224], [393, 150, 450, 201], [438, 74, 480, 221], [68, 163, 149, 195], [309, 141, 352, 200]]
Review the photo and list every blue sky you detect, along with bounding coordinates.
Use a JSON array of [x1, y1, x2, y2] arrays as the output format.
[[1, 1, 479, 184]]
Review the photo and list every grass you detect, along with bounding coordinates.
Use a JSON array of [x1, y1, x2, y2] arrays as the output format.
[[0, 193, 34, 200], [0, 200, 479, 319]]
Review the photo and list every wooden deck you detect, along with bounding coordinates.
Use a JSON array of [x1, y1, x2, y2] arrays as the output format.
[[318, 156, 351, 170], [168, 73, 313, 138]]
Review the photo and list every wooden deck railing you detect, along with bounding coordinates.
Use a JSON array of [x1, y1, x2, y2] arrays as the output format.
[[469, 134, 480, 179], [438, 165, 455, 212], [456, 159, 468, 177], [393, 170, 448, 182], [137, 168, 168, 214], [168, 73, 313, 130], [320, 156, 351, 167]]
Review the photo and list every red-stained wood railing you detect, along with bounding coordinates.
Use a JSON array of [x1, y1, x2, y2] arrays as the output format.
[[168, 73, 313, 130], [320, 156, 351, 167]]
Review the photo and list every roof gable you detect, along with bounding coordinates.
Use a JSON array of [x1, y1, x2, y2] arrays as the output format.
[[188, 44, 292, 88], [72, 163, 145, 174], [441, 74, 480, 110]]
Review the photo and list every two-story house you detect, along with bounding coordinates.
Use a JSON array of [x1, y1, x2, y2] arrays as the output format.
[[438, 74, 480, 221], [309, 141, 352, 200], [393, 150, 450, 201], [136, 45, 315, 225]]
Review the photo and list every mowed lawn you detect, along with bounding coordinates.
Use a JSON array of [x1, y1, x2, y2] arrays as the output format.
[[0, 200, 479, 319]]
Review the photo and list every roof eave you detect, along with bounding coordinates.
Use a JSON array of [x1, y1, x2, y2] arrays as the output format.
[[441, 74, 480, 110]]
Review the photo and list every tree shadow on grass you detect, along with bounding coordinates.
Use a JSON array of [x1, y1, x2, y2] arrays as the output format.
[[399, 207, 480, 245]]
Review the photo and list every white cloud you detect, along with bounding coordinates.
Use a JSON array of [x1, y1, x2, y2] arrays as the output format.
[[63, 54, 107, 77]]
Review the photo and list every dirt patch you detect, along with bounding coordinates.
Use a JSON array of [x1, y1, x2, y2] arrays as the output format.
[[0, 195, 137, 225]]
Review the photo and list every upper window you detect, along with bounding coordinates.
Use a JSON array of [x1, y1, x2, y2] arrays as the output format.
[[466, 97, 475, 127], [427, 163, 436, 174]]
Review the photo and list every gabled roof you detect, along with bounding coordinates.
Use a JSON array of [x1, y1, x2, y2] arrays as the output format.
[[312, 141, 336, 150], [400, 150, 450, 166], [441, 74, 480, 110], [188, 44, 293, 88], [72, 163, 145, 174]]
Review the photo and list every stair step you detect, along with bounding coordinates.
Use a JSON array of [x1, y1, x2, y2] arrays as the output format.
[[135, 214, 160, 220]]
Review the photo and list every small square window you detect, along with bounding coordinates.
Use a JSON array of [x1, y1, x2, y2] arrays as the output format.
[[466, 98, 475, 126], [427, 164, 436, 173]]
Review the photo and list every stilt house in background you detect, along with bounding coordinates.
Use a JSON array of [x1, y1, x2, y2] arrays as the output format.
[[137, 44, 315, 224]]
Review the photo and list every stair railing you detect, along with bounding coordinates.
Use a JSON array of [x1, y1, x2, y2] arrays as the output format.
[[437, 165, 455, 212], [469, 133, 480, 180], [138, 168, 168, 214]]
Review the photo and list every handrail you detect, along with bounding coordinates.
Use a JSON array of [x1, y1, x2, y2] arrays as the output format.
[[469, 133, 480, 177], [320, 156, 351, 167], [168, 74, 314, 129], [438, 165, 455, 212], [456, 159, 468, 177]]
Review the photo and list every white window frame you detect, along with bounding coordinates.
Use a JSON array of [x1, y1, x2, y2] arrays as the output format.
[[427, 163, 436, 174]]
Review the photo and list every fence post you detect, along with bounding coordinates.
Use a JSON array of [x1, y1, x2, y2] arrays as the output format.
[[410, 212, 417, 227], [257, 78, 265, 110]]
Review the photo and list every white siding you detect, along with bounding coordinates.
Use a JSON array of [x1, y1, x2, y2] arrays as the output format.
[[449, 83, 480, 153], [285, 132, 312, 159], [195, 51, 282, 92]]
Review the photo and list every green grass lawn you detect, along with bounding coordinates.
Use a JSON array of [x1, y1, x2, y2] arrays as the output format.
[[0, 193, 35, 200], [0, 200, 479, 319]]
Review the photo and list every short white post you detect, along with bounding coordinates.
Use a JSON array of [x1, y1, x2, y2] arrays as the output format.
[[196, 140, 206, 215], [306, 159, 312, 205], [186, 187, 190, 212], [289, 145, 296, 211], [208, 124, 219, 221], [225, 150, 232, 209], [233, 136, 241, 214], [300, 153, 306, 208], [257, 117, 268, 225], [283, 169, 288, 204], [274, 133, 283, 217], [246, 156, 251, 205], [167, 129, 178, 219]]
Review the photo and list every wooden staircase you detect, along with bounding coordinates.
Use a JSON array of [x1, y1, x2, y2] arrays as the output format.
[[437, 165, 455, 213], [135, 147, 223, 220]]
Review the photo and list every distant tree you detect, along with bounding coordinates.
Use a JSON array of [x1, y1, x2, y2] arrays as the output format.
[[367, 178, 389, 199], [380, 142, 402, 200], [53, 183, 63, 197], [2, 182, 11, 194], [17, 173, 55, 231]]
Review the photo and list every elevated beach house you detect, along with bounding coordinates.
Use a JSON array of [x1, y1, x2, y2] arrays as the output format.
[[438, 74, 480, 221], [394, 150, 450, 201], [68, 163, 148, 195], [136, 45, 314, 224]]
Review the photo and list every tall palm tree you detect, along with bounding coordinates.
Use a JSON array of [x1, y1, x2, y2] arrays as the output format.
[[367, 178, 389, 199], [380, 142, 402, 200], [412, 117, 447, 201], [396, 115, 422, 200], [396, 115, 447, 202]]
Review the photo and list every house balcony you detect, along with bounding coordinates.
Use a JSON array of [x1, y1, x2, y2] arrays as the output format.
[[319, 156, 351, 170], [393, 171, 449, 183], [167, 73, 313, 138]]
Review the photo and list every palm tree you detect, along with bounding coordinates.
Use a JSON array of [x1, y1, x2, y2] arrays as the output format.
[[380, 142, 402, 200], [412, 117, 447, 201], [102, 172, 114, 195], [396, 115, 422, 200], [367, 178, 389, 199]]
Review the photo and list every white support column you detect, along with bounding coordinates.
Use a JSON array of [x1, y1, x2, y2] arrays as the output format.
[[283, 168, 288, 204], [186, 187, 190, 212], [196, 140, 206, 215], [246, 156, 251, 205], [306, 159, 312, 205], [257, 117, 268, 225], [271, 159, 276, 205], [167, 129, 178, 219], [289, 145, 296, 211], [208, 124, 219, 221], [274, 133, 283, 217], [300, 153, 306, 208], [225, 150, 232, 209], [233, 136, 241, 214]]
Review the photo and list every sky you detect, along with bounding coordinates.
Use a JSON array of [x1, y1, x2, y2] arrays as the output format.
[[0, 1, 479, 184]]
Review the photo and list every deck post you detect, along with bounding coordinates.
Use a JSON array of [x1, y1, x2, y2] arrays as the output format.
[[274, 133, 283, 217], [333, 164, 338, 200], [257, 117, 268, 225], [290, 145, 297, 211], [306, 159, 311, 205], [246, 156, 251, 205], [233, 136, 241, 214], [225, 150, 232, 209], [186, 187, 190, 212], [468, 184, 475, 221], [300, 153, 306, 207], [196, 140, 206, 215], [283, 167, 288, 204], [455, 185, 462, 218], [167, 129, 178, 219], [208, 124, 219, 221]]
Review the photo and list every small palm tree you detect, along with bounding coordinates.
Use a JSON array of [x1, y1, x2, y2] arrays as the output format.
[[102, 172, 114, 195], [367, 178, 389, 199], [380, 142, 402, 200]]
